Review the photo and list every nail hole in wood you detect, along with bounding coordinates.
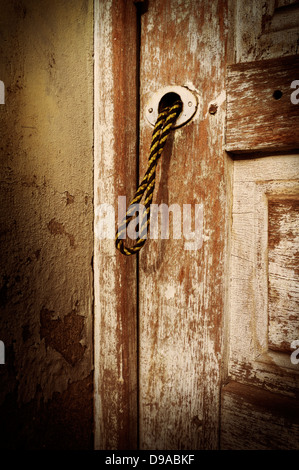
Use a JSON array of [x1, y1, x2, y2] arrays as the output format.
[[273, 90, 283, 100], [209, 103, 218, 115]]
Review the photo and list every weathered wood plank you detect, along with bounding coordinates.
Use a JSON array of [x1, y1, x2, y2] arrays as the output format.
[[94, 0, 138, 450], [234, 0, 299, 62], [221, 381, 299, 450], [268, 198, 299, 352], [226, 55, 299, 153], [138, 0, 230, 450]]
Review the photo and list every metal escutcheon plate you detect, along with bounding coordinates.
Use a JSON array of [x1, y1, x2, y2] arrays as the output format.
[[145, 85, 198, 129]]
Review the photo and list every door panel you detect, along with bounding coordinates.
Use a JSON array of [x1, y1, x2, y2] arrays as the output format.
[[221, 382, 299, 450], [268, 197, 299, 352], [94, 0, 138, 449], [222, 154, 299, 449], [94, 0, 299, 450], [225, 56, 299, 153], [222, 0, 299, 449], [234, 0, 299, 62], [137, 0, 230, 450], [228, 155, 299, 392]]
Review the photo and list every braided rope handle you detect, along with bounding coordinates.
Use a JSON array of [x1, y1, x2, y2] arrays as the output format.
[[115, 100, 183, 256]]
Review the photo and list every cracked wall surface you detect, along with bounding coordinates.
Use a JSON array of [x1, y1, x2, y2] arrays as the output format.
[[0, 0, 94, 449]]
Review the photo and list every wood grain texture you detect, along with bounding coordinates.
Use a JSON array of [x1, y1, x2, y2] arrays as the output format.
[[229, 155, 299, 399], [94, 0, 138, 450], [268, 198, 299, 352], [221, 381, 299, 450], [226, 55, 299, 153], [234, 0, 299, 62], [138, 0, 230, 450]]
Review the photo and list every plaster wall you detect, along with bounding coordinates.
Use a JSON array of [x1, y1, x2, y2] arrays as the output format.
[[0, 0, 94, 449]]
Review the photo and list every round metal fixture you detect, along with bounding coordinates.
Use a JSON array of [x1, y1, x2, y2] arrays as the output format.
[[146, 85, 198, 129]]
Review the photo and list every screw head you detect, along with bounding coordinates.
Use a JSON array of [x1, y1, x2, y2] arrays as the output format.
[[148, 108, 153, 113], [209, 103, 218, 115]]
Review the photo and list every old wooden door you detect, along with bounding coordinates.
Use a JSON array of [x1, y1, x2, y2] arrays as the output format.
[[220, 0, 299, 450], [94, 0, 299, 450]]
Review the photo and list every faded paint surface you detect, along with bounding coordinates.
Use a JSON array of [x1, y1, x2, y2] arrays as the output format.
[[221, 0, 299, 450], [0, 0, 94, 449], [221, 381, 299, 450], [268, 198, 299, 352], [234, 0, 299, 62], [94, 0, 138, 450], [138, 0, 230, 450], [92, 0, 298, 451], [226, 56, 299, 153], [229, 155, 299, 397], [94, 0, 233, 451]]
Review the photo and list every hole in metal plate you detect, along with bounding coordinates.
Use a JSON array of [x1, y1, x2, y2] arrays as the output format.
[[145, 86, 198, 129]]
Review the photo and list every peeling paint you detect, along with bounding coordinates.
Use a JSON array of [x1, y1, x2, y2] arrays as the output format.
[[40, 307, 86, 366], [47, 218, 75, 247]]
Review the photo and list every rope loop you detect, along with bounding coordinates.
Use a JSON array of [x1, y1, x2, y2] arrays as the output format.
[[115, 99, 183, 256]]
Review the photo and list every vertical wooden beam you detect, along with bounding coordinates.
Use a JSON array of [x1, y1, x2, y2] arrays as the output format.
[[94, 0, 138, 449], [138, 0, 229, 449]]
